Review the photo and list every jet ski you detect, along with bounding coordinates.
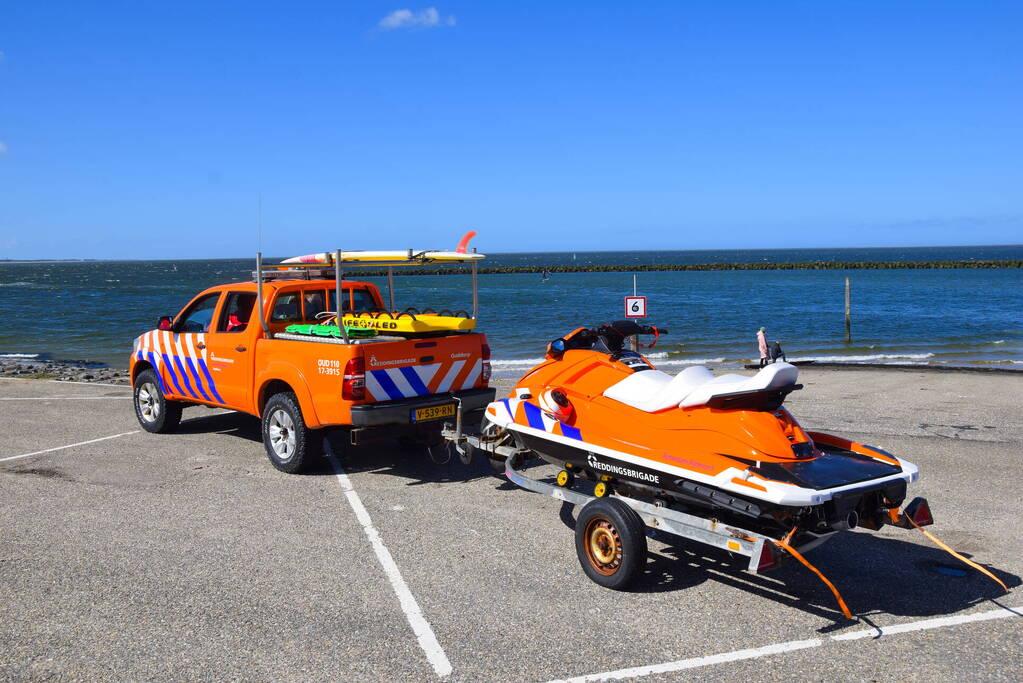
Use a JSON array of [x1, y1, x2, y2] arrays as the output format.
[[481, 320, 920, 543]]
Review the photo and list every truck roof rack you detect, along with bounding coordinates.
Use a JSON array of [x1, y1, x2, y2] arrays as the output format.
[[254, 245, 482, 345], [250, 267, 336, 281]]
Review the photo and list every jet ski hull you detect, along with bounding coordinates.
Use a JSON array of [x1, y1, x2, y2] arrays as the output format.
[[483, 329, 918, 536]]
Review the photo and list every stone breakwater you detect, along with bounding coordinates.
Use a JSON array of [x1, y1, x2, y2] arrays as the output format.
[[353, 259, 1023, 276], [0, 358, 130, 384]]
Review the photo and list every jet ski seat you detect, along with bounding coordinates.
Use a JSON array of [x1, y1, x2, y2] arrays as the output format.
[[603, 362, 799, 412]]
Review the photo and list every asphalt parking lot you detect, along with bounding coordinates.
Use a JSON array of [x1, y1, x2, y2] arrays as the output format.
[[1, 371, 1021, 681]]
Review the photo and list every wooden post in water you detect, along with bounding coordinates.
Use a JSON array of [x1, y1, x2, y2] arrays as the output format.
[[844, 276, 851, 343]]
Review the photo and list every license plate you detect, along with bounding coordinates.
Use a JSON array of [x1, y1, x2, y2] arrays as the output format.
[[412, 403, 456, 423]]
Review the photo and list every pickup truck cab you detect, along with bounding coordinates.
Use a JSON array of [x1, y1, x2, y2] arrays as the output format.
[[129, 251, 494, 473]]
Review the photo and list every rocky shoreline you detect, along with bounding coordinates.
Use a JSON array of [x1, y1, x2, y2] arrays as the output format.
[[0, 358, 130, 384]]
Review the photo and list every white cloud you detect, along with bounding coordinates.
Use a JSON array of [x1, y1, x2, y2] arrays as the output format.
[[378, 7, 456, 30]]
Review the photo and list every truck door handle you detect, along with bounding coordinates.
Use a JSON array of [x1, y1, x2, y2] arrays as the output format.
[[235, 346, 247, 352], [196, 343, 206, 350]]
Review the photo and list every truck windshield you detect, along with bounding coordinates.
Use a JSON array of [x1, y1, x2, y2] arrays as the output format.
[[178, 293, 221, 333]]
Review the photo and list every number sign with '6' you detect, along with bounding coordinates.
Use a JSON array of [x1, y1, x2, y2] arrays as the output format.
[[624, 296, 647, 318]]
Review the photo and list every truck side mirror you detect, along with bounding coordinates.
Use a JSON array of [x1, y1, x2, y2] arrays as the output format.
[[157, 316, 173, 331]]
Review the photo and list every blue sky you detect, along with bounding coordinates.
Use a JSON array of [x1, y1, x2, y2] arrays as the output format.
[[1, 1, 1020, 259]]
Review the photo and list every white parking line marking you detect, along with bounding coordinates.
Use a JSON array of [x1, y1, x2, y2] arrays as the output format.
[[327, 454, 453, 678], [832, 604, 1023, 641], [47, 380, 128, 388], [0, 431, 140, 463], [0, 397, 132, 400], [551, 639, 823, 682], [0, 377, 128, 389], [552, 605, 1023, 682]]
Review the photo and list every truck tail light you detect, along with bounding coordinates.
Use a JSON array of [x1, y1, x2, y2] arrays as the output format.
[[342, 357, 366, 401], [480, 342, 492, 383]]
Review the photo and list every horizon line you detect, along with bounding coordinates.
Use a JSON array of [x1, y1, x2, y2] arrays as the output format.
[[2, 243, 1022, 264]]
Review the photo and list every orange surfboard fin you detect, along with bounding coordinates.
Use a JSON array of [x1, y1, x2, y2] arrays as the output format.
[[455, 230, 477, 254]]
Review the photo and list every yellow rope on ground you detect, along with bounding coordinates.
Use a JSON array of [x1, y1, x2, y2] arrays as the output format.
[[906, 516, 1008, 593], [773, 528, 854, 620]]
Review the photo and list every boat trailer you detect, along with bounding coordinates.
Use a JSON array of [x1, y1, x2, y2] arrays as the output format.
[[441, 413, 1007, 619]]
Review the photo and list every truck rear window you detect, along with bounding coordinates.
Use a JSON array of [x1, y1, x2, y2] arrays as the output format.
[[303, 291, 327, 319], [271, 293, 301, 322], [272, 287, 380, 324], [330, 289, 378, 314]]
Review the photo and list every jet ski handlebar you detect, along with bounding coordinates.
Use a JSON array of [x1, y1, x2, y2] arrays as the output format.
[[595, 320, 665, 352], [547, 321, 667, 358]]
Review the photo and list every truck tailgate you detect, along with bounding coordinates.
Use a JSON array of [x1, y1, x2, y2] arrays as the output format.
[[363, 334, 487, 402]]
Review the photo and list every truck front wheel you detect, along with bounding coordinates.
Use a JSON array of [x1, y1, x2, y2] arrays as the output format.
[[262, 392, 317, 473], [133, 369, 182, 434]]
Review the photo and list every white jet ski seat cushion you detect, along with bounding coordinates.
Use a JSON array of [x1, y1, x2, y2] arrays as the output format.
[[603, 362, 799, 412]]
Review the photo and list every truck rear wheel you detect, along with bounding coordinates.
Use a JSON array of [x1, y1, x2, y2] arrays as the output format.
[[133, 369, 182, 434], [575, 498, 647, 590], [262, 392, 317, 474]]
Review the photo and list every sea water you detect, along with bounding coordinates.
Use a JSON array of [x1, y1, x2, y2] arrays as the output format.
[[1, 246, 1020, 371]]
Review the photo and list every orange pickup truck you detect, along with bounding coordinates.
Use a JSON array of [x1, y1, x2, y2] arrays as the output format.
[[129, 251, 494, 473]]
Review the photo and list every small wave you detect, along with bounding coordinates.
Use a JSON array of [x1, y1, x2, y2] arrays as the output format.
[[656, 357, 727, 367], [993, 340, 1006, 344], [965, 359, 1022, 365], [789, 353, 935, 363], [491, 357, 547, 367], [0, 353, 40, 358], [0, 282, 33, 287]]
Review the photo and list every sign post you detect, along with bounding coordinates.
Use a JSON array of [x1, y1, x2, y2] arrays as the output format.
[[625, 293, 646, 351]]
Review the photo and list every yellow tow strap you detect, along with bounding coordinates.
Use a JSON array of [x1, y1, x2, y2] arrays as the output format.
[[773, 528, 854, 620]]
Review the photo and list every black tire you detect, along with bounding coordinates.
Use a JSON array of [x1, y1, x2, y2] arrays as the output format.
[[262, 392, 317, 473], [575, 498, 647, 590], [133, 369, 182, 434]]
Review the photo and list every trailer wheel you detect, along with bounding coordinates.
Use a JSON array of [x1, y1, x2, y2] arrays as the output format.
[[575, 498, 647, 590], [133, 369, 182, 433], [262, 392, 316, 473]]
